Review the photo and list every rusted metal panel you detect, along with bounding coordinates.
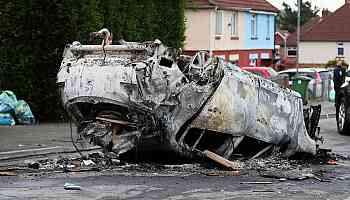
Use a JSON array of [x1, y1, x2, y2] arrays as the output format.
[[57, 29, 317, 159]]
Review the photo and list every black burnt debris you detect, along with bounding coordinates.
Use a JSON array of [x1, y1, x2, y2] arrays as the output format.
[[1, 145, 343, 182]]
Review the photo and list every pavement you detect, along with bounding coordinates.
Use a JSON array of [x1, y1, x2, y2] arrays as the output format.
[[0, 123, 98, 164], [0, 123, 76, 153]]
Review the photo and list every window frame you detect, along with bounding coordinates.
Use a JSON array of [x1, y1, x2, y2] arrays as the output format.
[[215, 10, 224, 36], [230, 11, 238, 36], [251, 14, 258, 39], [266, 15, 270, 40], [287, 47, 297, 57], [338, 42, 344, 57]]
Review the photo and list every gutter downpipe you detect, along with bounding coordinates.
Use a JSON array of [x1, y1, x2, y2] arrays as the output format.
[[209, 6, 218, 57], [284, 35, 287, 60], [297, 0, 301, 74]]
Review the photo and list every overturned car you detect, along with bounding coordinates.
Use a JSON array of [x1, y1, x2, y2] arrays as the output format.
[[57, 31, 318, 159]]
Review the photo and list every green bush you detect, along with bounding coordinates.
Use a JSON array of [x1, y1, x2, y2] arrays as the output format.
[[0, 0, 186, 121], [325, 58, 349, 68]]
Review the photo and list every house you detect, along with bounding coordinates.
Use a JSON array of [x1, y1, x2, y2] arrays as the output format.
[[283, 16, 322, 68], [284, 1, 350, 67], [184, 0, 279, 67], [298, 1, 350, 66]]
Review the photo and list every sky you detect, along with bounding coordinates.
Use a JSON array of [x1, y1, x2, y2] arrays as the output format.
[[267, 0, 345, 12]]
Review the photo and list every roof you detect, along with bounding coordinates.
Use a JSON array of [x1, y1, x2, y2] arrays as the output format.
[[286, 4, 350, 43], [187, 0, 279, 13], [301, 4, 350, 42], [275, 31, 288, 45], [286, 16, 322, 46]]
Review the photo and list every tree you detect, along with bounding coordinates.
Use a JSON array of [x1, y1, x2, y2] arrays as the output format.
[[278, 1, 319, 33], [0, 0, 186, 121]]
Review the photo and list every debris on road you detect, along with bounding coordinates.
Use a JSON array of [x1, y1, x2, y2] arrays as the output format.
[[204, 150, 241, 170], [0, 171, 17, 176], [327, 159, 337, 165], [205, 171, 240, 176], [64, 182, 81, 190], [82, 160, 95, 167], [27, 162, 40, 170], [57, 29, 320, 161], [0, 143, 343, 182], [240, 182, 274, 185], [260, 169, 311, 181], [260, 169, 332, 182]]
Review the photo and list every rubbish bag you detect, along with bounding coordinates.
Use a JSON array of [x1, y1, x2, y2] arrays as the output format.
[[15, 100, 35, 125], [0, 113, 15, 126], [329, 89, 335, 102], [0, 90, 18, 113]]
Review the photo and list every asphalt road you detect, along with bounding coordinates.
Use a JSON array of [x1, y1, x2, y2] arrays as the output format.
[[0, 117, 350, 199], [0, 167, 350, 200]]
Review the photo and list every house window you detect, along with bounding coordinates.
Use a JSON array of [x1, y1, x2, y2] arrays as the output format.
[[216, 10, 224, 35], [229, 12, 238, 36], [266, 15, 270, 40], [338, 42, 344, 56], [287, 47, 297, 57], [251, 14, 257, 39]]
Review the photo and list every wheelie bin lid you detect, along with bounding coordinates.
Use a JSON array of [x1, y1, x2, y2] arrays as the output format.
[[291, 75, 312, 81]]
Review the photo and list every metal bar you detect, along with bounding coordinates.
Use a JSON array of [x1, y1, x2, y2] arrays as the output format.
[[251, 144, 273, 159], [233, 136, 245, 150], [96, 117, 131, 126], [191, 130, 205, 151], [297, 0, 301, 73]]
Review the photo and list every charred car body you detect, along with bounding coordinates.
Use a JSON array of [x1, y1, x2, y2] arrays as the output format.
[[57, 31, 318, 159]]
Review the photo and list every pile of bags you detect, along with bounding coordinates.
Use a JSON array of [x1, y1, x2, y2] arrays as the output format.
[[0, 90, 35, 126]]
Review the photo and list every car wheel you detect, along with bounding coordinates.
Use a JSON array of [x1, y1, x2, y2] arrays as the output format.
[[336, 97, 350, 135]]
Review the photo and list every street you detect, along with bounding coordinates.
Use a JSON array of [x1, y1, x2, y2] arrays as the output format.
[[1, 114, 350, 200], [2, 0, 350, 199]]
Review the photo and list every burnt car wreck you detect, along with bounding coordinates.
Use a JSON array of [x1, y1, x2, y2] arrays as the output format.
[[57, 30, 319, 160]]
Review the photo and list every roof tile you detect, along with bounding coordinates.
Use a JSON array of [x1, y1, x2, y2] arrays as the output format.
[[301, 4, 350, 42], [188, 0, 279, 13]]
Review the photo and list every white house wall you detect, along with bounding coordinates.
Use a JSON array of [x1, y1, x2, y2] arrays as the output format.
[[299, 42, 350, 64], [184, 9, 245, 51], [185, 10, 211, 50], [211, 10, 245, 51]]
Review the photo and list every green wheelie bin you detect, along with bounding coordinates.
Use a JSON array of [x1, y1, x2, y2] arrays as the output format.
[[291, 75, 312, 105]]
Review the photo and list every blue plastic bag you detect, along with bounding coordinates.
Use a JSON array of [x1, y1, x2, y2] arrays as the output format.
[[0, 90, 18, 113], [15, 100, 35, 125], [0, 113, 15, 126], [329, 90, 335, 102]]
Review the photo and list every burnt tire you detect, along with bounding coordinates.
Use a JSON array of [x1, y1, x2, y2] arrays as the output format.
[[336, 97, 350, 135]]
